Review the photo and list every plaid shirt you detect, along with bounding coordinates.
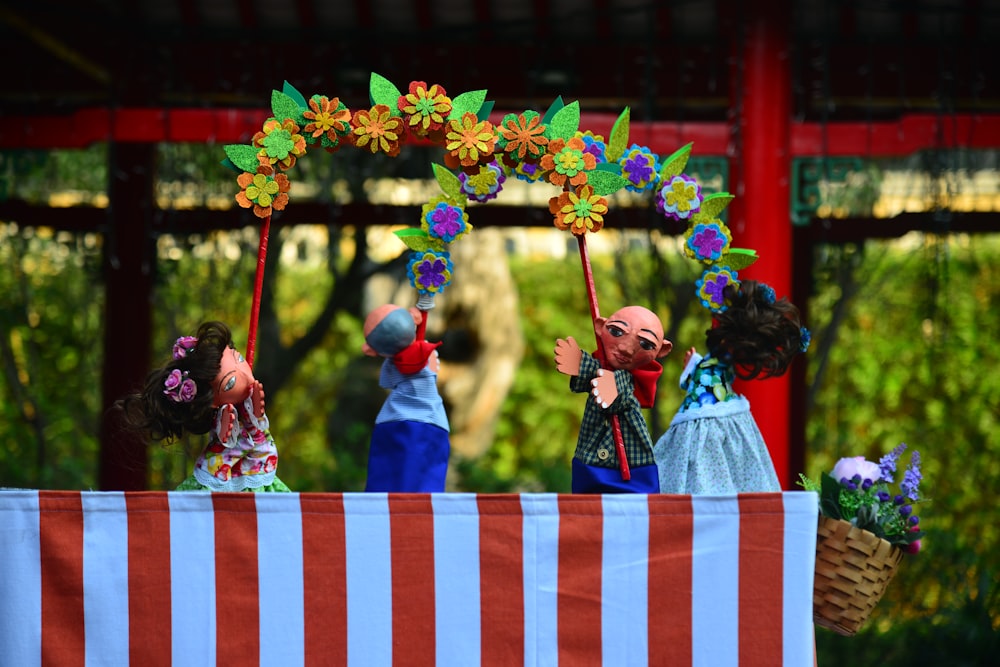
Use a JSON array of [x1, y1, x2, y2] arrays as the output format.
[[569, 351, 656, 469]]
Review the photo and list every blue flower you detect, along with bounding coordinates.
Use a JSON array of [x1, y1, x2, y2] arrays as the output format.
[[878, 442, 907, 484], [901, 450, 922, 501]]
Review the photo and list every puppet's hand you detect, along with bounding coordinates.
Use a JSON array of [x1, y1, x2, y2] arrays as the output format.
[[554, 337, 583, 376], [250, 380, 265, 420], [214, 404, 237, 445], [427, 349, 440, 374], [591, 369, 619, 409], [683, 347, 697, 366]]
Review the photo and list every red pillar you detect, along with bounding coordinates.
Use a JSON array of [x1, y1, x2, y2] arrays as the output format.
[[728, 2, 795, 487]]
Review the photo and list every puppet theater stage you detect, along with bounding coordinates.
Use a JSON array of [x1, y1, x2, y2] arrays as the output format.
[[1, 489, 818, 666]]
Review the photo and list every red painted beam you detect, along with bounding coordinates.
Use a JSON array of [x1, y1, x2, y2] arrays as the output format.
[[3, 107, 996, 156]]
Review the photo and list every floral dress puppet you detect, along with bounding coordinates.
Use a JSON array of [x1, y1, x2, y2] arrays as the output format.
[[555, 305, 673, 494], [653, 280, 809, 494], [362, 303, 450, 492], [117, 321, 289, 492]]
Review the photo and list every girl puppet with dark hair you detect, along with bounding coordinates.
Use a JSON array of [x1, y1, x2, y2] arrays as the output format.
[[116, 321, 289, 492], [652, 280, 810, 494]]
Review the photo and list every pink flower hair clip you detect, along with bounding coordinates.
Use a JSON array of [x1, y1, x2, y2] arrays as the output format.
[[172, 336, 198, 360], [163, 369, 197, 403]]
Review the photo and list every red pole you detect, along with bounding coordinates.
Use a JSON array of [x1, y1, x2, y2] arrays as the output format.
[[245, 214, 271, 368], [577, 235, 630, 481], [730, 2, 795, 488]]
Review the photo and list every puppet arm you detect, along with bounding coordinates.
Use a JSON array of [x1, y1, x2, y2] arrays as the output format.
[[236, 380, 269, 432]]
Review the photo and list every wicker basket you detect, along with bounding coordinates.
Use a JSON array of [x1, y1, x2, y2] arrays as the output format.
[[813, 515, 903, 636]]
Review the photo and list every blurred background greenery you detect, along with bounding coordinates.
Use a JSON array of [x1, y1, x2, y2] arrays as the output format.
[[1, 144, 998, 664]]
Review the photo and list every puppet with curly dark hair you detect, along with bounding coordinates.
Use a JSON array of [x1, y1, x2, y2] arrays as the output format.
[[116, 321, 289, 492], [653, 280, 809, 494]]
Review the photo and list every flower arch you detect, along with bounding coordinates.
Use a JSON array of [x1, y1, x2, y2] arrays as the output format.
[[222, 73, 761, 361]]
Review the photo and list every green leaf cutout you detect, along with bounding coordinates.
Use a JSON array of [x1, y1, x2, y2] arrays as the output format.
[[659, 142, 693, 181], [477, 100, 495, 122], [700, 192, 735, 219], [722, 248, 759, 271], [220, 157, 242, 174], [541, 96, 565, 125], [587, 170, 632, 197], [271, 90, 303, 123], [281, 81, 308, 109], [224, 144, 261, 173], [606, 107, 631, 163], [369, 72, 402, 111], [432, 163, 463, 201], [450, 89, 488, 120], [393, 228, 442, 253], [547, 100, 580, 141]]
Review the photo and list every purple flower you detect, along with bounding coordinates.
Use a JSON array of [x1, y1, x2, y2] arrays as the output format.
[[426, 203, 465, 242], [172, 336, 198, 360], [178, 378, 197, 402], [901, 450, 922, 501], [689, 225, 727, 261], [831, 456, 881, 485], [164, 369, 182, 391], [878, 442, 907, 484]]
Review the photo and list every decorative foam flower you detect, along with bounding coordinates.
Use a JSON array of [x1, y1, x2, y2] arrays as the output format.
[[445, 112, 497, 169], [539, 136, 597, 188], [497, 111, 549, 163], [695, 266, 738, 312], [549, 184, 608, 236], [252, 118, 307, 171], [235, 165, 291, 219], [459, 161, 506, 203], [421, 195, 471, 243], [683, 220, 732, 264], [397, 81, 452, 137], [351, 104, 406, 156], [655, 174, 702, 220], [574, 130, 607, 164], [513, 160, 545, 183], [408, 250, 453, 294], [618, 144, 660, 192], [302, 95, 352, 152]]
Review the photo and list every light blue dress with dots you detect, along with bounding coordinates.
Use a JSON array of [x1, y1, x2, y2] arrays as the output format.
[[653, 351, 781, 494]]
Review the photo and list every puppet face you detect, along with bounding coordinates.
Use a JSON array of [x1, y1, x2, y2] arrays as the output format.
[[598, 305, 670, 371], [213, 346, 256, 407]]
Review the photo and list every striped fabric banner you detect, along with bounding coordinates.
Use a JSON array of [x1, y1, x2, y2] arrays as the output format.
[[0, 490, 818, 667]]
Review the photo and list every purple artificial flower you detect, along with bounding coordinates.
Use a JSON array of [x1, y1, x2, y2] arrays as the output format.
[[178, 378, 197, 402], [172, 336, 198, 360], [901, 450, 922, 501], [164, 369, 182, 391], [623, 153, 654, 186], [690, 225, 726, 261], [878, 442, 907, 484], [426, 203, 465, 242]]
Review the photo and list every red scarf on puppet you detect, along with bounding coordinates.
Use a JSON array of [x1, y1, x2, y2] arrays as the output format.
[[391, 312, 441, 375]]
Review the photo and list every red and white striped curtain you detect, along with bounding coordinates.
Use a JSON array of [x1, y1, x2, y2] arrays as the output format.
[[1, 491, 818, 666]]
